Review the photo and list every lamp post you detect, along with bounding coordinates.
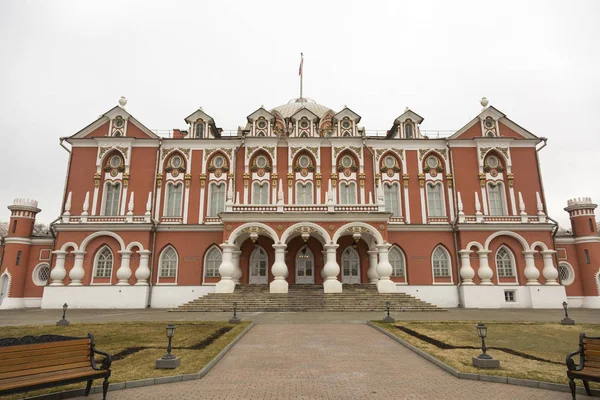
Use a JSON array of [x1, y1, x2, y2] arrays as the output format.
[[561, 301, 575, 325], [56, 303, 70, 326], [155, 323, 180, 369], [229, 302, 241, 324], [383, 301, 395, 323], [472, 322, 500, 368]]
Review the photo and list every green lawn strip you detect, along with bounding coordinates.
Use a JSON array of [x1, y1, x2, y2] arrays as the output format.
[[0, 321, 250, 400], [373, 320, 600, 388]]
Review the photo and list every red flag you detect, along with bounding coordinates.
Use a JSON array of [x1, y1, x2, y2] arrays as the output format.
[[299, 53, 304, 76]]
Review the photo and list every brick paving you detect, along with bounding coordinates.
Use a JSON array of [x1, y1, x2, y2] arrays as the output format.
[[77, 324, 589, 400]]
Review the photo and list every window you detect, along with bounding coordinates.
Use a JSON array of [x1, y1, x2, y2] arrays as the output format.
[[209, 183, 226, 216], [426, 183, 444, 217], [432, 246, 450, 277], [488, 183, 506, 216], [12, 220, 16, 233], [389, 247, 406, 277], [15, 250, 22, 266], [404, 123, 413, 138], [170, 155, 183, 169], [341, 119, 351, 129], [94, 246, 113, 278], [213, 156, 224, 169], [340, 182, 357, 204], [384, 183, 400, 216], [165, 183, 183, 217], [159, 247, 178, 278], [296, 182, 313, 205], [426, 156, 438, 169], [205, 247, 222, 278], [504, 290, 516, 302], [558, 262, 575, 286], [384, 156, 395, 168], [590, 218, 595, 233], [252, 182, 269, 204], [103, 182, 121, 216], [585, 249, 591, 264], [32, 263, 50, 286], [496, 247, 515, 277], [487, 156, 499, 169], [255, 156, 267, 169], [341, 155, 353, 168], [195, 121, 204, 138], [300, 118, 310, 129], [257, 119, 267, 129], [109, 155, 122, 168], [250, 247, 268, 282], [299, 155, 310, 168]]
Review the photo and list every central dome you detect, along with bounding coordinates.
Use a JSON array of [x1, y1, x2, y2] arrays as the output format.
[[270, 98, 334, 119]]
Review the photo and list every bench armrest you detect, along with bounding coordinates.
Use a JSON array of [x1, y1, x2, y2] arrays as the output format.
[[91, 348, 113, 371], [566, 348, 583, 371]]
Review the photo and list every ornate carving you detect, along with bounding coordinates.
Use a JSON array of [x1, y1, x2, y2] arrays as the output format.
[[378, 224, 385, 231], [446, 173, 453, 188], [240, 226, 267, 235], [479, 147, 492, 160], [223, 148, 233, 159], [507, 173, 514, 188], [287, 173, 294, 187], [315, 173, 322, 188], [402, 173, 409, 188], [199, 173, 207, 188], [435, 148, 447, 159], [276, 225, 284, 232], [243, 173, 250, 187], [162, 148, 174, 160], [375, 173, 381, 185], [122, 173, 130, 188], [359, 173, 366, 187], [204, 148, 218, 161], [479, 173, 486, 187], [99, 147, 112, 158], [180, 148, 191, 159], [226, 225, 232, 231], [418, 149, 429, 160], [496, 146, 509, 159], [263, 146, 275, 159], [306, 146, 319, 158], [271, 172, 278, 186], [331, 173, 338, 187], [184, 173, 192, 188], [334, 146, 362, 159], [156, 173, 163, 187], [116, 146, 129, 159], [328, 224, 335, 231], [94, 173, 101, 188], [418, 173, 425, 187]]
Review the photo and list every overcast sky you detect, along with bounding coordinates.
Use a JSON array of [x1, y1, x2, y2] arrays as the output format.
[[1, 0, 598, 227]]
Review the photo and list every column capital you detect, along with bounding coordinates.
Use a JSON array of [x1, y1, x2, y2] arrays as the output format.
[[220, 243, 237, 251], [272, 244, 287, 251], [459, 249, 473, 256], [72, 250, 87, 257], [541, 249, 556, 256], [52, 250, 68, 257], [522, 250, 536, 257], [138, 250, 151, 256], [118, 250, 133, 257], [324, 244, 339, 251], [476, 250, 492, 256], [367, 249, 379, 256], [376, 243, 391, 251]]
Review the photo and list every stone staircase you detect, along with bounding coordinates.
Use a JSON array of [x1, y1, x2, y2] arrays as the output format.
[[172, 284, 445, 312]]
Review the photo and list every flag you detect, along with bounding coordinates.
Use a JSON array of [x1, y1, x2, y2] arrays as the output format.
[[299, 53, 304, 76]]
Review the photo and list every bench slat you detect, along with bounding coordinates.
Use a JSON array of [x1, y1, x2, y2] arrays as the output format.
[[0, 361, 91, 380], [0, 338, 90, 354], [0, 366, 95, 385], [0, 355, 90, 374], [0, 368, 106, 392], [585, 355, 600, 363], [570, 369, 600, 379], [586, 349, 600, 358], [0, 344, 91, 361], [583, 343, 600, 352]]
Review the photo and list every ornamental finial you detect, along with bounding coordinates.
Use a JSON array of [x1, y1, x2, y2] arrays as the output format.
[[480, 97, 489, 108], [119, 96, 127, 107]]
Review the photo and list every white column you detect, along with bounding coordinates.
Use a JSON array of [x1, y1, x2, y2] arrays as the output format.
[[320, 250, 327, 280], [477, 250, 493, 285], [232, 250, 242, 284], [367, 249, 379, 284], [116, 250, 133, 285], [376, 243, 395, 293], [135, 250, 151, 285], [270, 244, 288, 293], [215, 244, 237, 293], [50, 250, 67, 286], [541, 250, 559, 285], [323, 244, 342, 293], [68, 251, 86, 286], [459, 249, 475, 285], [523, 250, 540, 285]]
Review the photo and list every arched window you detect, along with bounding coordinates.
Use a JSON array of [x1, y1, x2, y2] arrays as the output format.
[[389, 246, 406, 277], [159, 246, 178, 278], [496, 246, 515, 277], [249, 246, 268, 284], [585, 249, 591, 264], [103, 182, 121, 216], [165, 183, 183, 217], [487, 182, 506, 216], [558, 262, 575, 286], [384, 183, 400, 215], [295, 245, 314, 283], [426, 183, 444, 217], [404, 123, 413, 138], [204, 246, 222, 278], [94, 246, 113, 278], [209, 182, 226, 216], [296, 182, 313, 204], [432, 246, 450, 277], [340, 182, 357, 204], [195, 121, 204, 138], [252, 182, 269, 204], [15, 251, 22, 266], [341, 246, 360, 283]]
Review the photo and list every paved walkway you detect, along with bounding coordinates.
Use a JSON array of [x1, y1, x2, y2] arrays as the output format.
[[77, 324, 588, 400]]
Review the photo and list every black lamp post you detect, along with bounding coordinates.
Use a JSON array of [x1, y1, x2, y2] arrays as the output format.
[[163, 324, 176, 360], [383, 301, 395, 323], [229, 302, 241, 324], [475, 322, 492, 359], [156, 323, 180, 368], [561, 301, 575, 325], [56, 303, 69, 326]]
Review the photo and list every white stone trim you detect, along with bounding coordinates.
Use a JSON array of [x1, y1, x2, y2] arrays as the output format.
[[203, 245, 222, 282], [80, 231, 126, 252], [494, 245, 519, 284], [431, 245, 453, 284], [90, 245, 114, 285], [157, 245, 178, 284]]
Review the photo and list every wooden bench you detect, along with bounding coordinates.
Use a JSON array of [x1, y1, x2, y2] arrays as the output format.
[[0, 334, 112, 400], [567, 333, 600, 399]]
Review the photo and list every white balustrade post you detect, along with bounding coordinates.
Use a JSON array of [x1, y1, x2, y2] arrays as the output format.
[[323, 244, 342, 293], [68, 251, 87, 286], [523, 250, 540, 285], [541, 250, 559, 285], [50, 250, 68, 286], [62, 192, 72, 223], [215, 244, 237, 293], [477, 250, 493, 285], [376, 243, 395, 293], [320, 250, 327, 280], [270, 244, 288, 293], [232, 250, 242, 284], [116, 250, 133, 285], [144, 192, 152, 223], [459, 249, 475, 285], [367, 249, 379, 284], [81, 192, 90, 223], [135, 250, 151, 285]]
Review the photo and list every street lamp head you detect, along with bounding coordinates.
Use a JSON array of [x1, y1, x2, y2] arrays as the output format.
[[562, 301, 568, 310], [233, 302, 238, 308], [476, 322, 487, 339], [63, 303, 68, 312], [385, 301, 391, 308], [166, 323, 176, 338]]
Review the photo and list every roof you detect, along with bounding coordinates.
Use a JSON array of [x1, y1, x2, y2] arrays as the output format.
[[270, 98, 334, 119]]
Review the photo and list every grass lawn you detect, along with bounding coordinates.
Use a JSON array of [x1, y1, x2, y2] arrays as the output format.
[[0, 321, 250, 399], [374, 320, 600, 387]]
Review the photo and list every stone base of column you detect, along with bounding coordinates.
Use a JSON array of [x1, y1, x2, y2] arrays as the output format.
[[526, 281, 541, 286], [215, 279, 236, 293], [544, 281, 559, 285], [369, 279, 378, 284], [461, 281, 475, 285], [376, 279, 396, 293], [479, 282, 493, 286], [270, 280, 288, 293], [68, 282, 83, 286], [323, 279, 342, 293]]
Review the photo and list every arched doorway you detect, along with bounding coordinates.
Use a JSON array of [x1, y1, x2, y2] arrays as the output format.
[[249, 246, 268, 284], [0, 275, 8, 306], [295, 245, 314, 284], [341, 246, 360, 284]]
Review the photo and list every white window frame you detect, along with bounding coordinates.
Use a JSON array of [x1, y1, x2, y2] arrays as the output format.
[[341, 246, 361, 284], [165, 182, 183, 217], [426, 182, 445, 217], [32, 263, 50, 287], [92, 245, 114, 284], [102, 181, 121, 216], [431, 245, 452, 282], [195, 121, 204, 138], [204, 246, 222, 280], [209, 182, 226, 217], [384, 182, 401, 216], [487, 182, 507, 216], [249, 246, 268, 284], [252, 181, 270, 205], [495, 246, 518, 283], [339, 181, 357, 205], [158, 246, 178, 282], [296, 182, 313, 205], [295, 245, 315, 284], [389, 246, 406, 279], [558, 262, 575, 286]]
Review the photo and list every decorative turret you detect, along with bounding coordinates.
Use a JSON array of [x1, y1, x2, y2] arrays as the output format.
[[7, 198, 41, 238], [564, 197, 598, 237]]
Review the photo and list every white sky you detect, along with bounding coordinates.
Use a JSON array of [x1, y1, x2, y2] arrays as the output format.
[[1, 0, 598, 227]]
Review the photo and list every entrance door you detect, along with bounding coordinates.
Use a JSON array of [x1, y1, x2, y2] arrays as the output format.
[[0, 275, 8, 306], [249, 246, 268, 284], [295, 245, 314, 284], [341, 246, 361, 284]]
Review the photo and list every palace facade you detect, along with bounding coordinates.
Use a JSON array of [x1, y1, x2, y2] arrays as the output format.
[[1, 96, 599, 310]]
